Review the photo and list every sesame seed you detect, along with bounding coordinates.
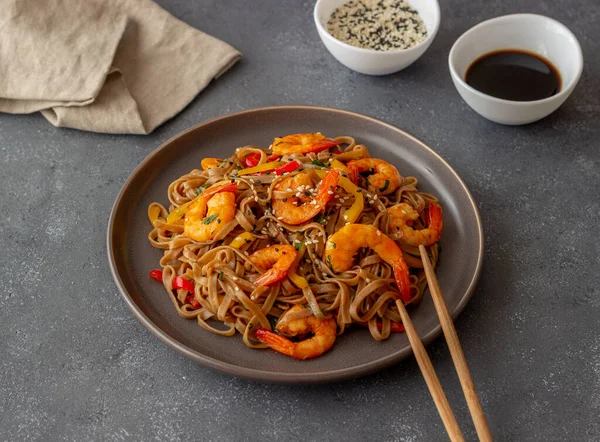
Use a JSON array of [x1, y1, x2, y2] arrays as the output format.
[[326, 0, 427, 51]]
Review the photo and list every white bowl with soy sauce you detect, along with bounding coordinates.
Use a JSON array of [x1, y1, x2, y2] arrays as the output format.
[[449, 14, 583, 125], [314, 0, 440, 75]]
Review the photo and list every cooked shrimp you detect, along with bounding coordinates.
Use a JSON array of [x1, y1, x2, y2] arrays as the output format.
[[184, 183, 238, 242], [324, 224, 411, 303], [201, 158, 222, 170], [387, 203, 443, 247], [272, 169, 339, 225], [347, 158, 402, 195], [255, 305, 337, 359], [271, 133, 341, 156], [248, 244, 297, 286]]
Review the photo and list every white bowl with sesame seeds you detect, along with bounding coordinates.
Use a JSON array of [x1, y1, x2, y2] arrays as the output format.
[[314, 0, 440, 75]]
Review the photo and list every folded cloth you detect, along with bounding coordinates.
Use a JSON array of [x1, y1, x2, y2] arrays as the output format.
[[0, 0, 241, 134]]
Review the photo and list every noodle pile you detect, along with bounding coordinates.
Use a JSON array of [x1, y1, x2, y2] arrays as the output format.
[[148, 135, 440, 351]]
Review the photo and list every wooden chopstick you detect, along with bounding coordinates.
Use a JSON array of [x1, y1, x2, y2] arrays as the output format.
[[418, 244, 493, 442], [395, 299, 465, 442]]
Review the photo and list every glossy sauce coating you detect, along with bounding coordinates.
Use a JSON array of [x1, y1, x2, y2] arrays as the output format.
[[465, 50, 561, 101]]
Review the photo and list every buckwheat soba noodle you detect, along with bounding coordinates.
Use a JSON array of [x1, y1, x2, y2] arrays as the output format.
[[147, 133, 443, 359]]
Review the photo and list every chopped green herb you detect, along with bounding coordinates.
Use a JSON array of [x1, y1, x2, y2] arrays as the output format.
[[294, 241, 303, 251], [248, 322, 254, 328], [326, 254, 333, 269], [236, 165, 242, 171], [380, 180, 390, 192], [218, 271, 223, 280], [196, 183, 210, 196], [331, 241, 337, 249], [274, 141, 283, 146], [312, 160, 328, 167], [316, 214, 327, 225], [202, 214, 218, 224]]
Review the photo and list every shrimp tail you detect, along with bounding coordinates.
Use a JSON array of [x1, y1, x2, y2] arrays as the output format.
[[428, 203, 443, 236], [255, 329, 297, 358], [316, 169, 340, 204], [254, 268, 285, 286], [393, 258, 412, 304], [309, 139, 341, 153]]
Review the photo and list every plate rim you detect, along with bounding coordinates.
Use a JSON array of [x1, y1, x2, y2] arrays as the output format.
[[107, 105, 484, 383]]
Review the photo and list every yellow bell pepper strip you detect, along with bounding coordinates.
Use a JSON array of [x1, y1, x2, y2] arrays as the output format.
[[289, 270, 308, 289], [166, 182, 238, 224], [201, 158, 222, 170], [289, 271, 308, 289], [330, 159, 350, 173], [237, 160, 284, 176], [148, 205, 161, 224], [229, 232, 254, 249], [314, 170, 364, 223], [166, 201, 192, 224], [288, 241, 309, 289]]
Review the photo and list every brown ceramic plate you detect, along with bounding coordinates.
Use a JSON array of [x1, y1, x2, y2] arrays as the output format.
[[107, 106, 483, 383]]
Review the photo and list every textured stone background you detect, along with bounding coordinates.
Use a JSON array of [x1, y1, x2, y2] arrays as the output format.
[[1, 0, 598, 440]]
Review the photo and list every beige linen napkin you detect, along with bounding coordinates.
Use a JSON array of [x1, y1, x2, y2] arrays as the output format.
[[0, 0, 241, 134]]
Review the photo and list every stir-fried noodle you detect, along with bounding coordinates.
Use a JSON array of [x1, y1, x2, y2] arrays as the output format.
[[147, 134, 442, 359]]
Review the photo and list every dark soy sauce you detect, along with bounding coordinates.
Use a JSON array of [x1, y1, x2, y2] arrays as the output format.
[[465, 50, 561, 101]]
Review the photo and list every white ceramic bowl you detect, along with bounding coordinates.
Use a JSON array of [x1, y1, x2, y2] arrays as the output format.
[[449, 14, 583, 125], [314, 0, 440, 75]]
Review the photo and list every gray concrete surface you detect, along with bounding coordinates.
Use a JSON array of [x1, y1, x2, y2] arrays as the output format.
[[1, 0, 599, 440]]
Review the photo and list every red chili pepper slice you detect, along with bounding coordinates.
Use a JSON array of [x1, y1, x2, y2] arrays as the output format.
[[357, 320, 405, 333], [186, 294, 200, 309], [274, 160, 300, 175], [173, 276, 195, 292], [149, 269, 163, 282], [150, 270, 196, 303], [243, 153, 261, 168], [244, 153, 281, 169]]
